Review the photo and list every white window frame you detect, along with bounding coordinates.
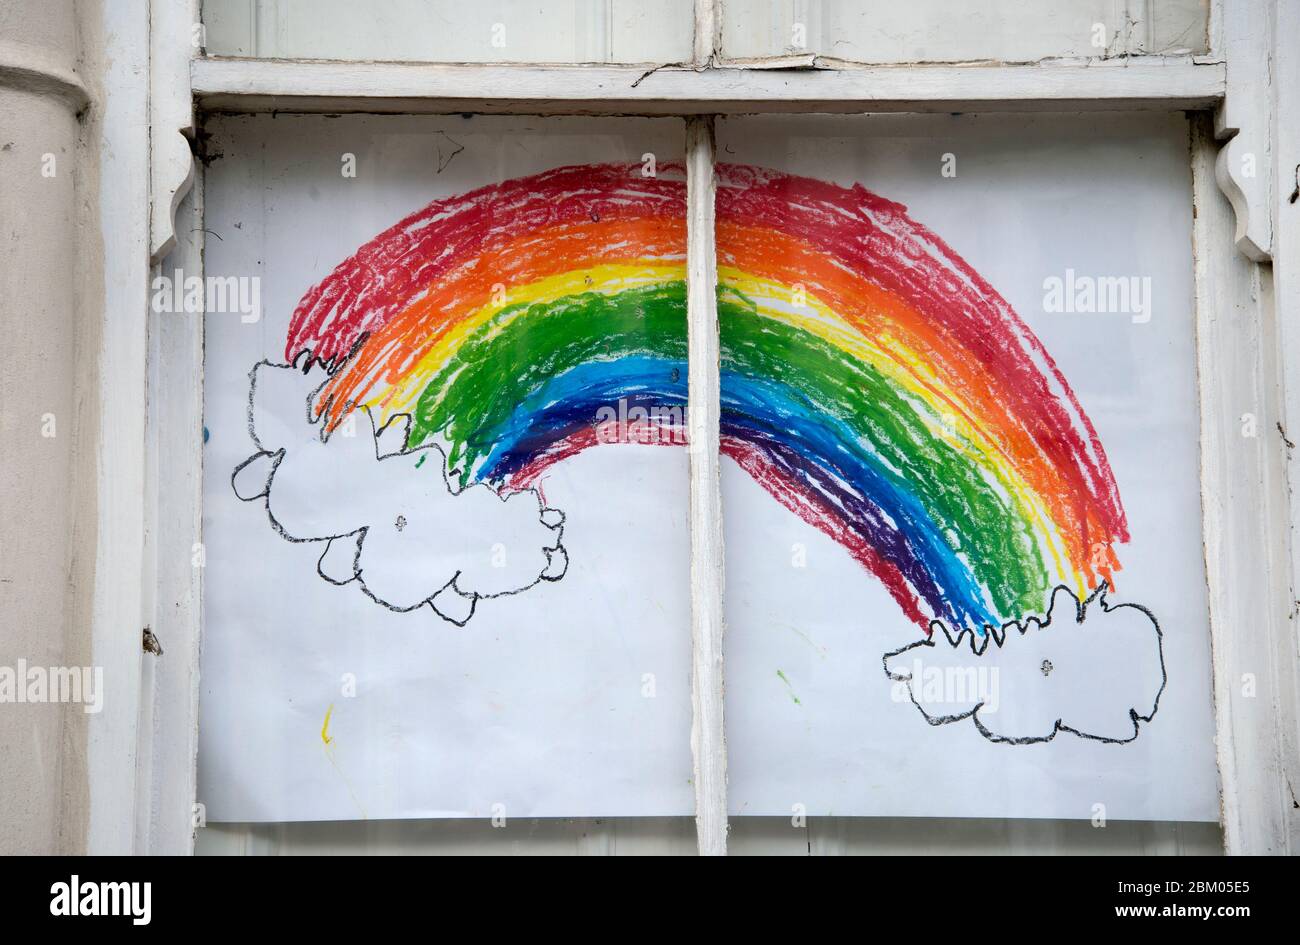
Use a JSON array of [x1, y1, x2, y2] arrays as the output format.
[[108, 0, 1299, 855]]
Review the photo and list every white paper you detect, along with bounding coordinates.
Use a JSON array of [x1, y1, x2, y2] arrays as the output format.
[[199, 112, 1218, 825], [719, 113, 1218, 822], [199, 116, 694, 822]]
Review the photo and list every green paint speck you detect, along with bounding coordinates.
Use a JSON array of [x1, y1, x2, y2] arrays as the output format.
[[776, 669, 802, 705], [415, 454, 427, 468]]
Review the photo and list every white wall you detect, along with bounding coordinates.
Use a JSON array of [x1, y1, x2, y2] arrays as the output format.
[[0, 0, 97, 856]]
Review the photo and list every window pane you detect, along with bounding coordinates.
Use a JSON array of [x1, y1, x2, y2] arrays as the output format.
[[198, 116, 693, 833], [721, 0, 1208, 62], [202, 0, 695, 63], [715, 113, 1220, 842]]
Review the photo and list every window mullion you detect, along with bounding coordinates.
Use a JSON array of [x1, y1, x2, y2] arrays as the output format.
[[685, 115, 728, 856]]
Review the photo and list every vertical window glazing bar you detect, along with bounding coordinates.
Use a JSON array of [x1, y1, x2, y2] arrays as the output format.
[[685, 115, 727, 856], [693, 0, 720, 65]]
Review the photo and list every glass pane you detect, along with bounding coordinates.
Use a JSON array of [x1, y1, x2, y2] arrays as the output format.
[[202, 0, 695, 63], [721, 0, 1209, 63], [715, 113, 1220, 846], [198, 116, 693, 839]]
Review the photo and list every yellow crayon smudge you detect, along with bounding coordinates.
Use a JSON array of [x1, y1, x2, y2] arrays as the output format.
[[321, 703, 334, 746]]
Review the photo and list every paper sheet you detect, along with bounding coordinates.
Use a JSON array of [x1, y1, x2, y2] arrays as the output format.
[[198, 112, 1218, 823]]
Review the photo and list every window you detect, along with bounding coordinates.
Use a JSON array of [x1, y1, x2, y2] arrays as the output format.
[[122, 0, 1296, 855]]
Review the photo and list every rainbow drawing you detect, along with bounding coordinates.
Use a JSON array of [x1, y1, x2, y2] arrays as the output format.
[[281, 161, 1129, 636]]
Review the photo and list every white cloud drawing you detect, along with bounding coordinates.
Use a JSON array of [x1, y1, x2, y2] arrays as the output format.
[[882, 584, 1165, 744], [231, 360, 567, 626]]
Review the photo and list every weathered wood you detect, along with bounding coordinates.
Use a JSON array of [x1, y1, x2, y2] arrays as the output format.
[[1192, 114, 1297, 855], [686, 116, 727, 856], [139, 177, 206, 855], [149, 0, 198, 261], [192, 57, 1225, 116]]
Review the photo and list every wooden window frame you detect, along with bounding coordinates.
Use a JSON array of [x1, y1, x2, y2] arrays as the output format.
[[114, 0, 1299, 855]]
